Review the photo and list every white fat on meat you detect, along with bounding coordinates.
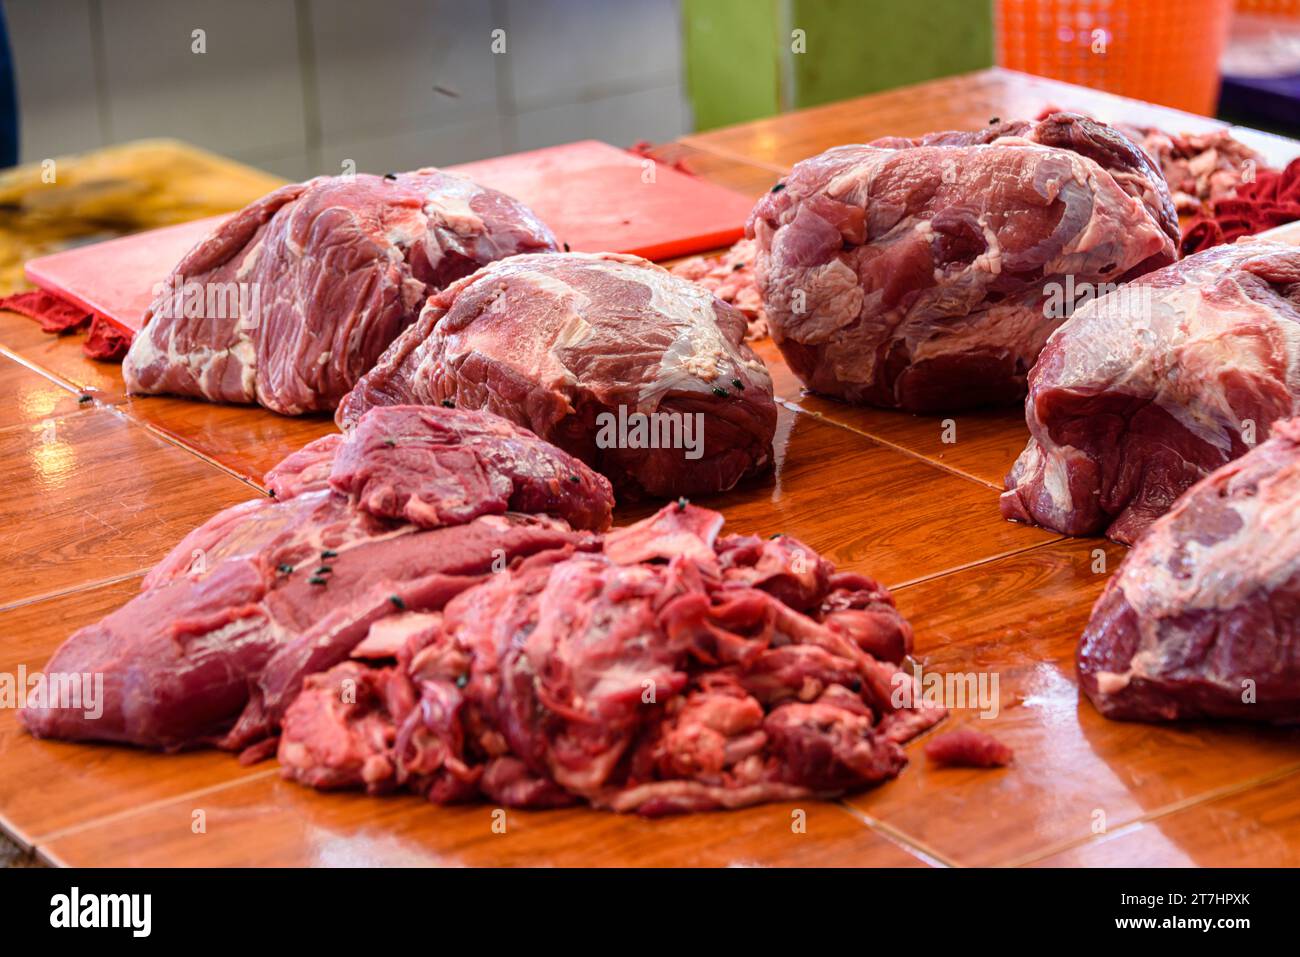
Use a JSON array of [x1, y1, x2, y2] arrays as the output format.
[[1004, 241, 1300, 542]]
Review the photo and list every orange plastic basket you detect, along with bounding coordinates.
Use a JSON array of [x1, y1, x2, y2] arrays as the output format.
[[1235, 0, 1300, 16], [996, 0, 1234, 115]]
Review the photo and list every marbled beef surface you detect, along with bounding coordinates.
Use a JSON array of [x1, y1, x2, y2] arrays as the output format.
[[124, 169, 557, 415], [748, 112, 1177, 412], [1078, 417, 1300, 723], [1003, 241, 1300, 544], [339, 251, 778, 500]]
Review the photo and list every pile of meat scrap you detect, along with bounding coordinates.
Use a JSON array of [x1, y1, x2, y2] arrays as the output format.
[[1114, 123, 1265, 216], [22, 405, 947, 814], [1181, 158, 1300, 256], [1110, 120, 1300, 256], [669, 238, 766, 340]]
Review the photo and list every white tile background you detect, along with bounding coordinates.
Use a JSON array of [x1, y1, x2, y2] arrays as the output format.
[[2, 0, 691, 177]]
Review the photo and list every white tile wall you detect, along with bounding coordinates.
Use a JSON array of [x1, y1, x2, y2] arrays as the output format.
[[502, 0, 682, 109], [98, 0, 308, 160], [322, 114, 510, 176], [4, 0, 690, 177], [309, 0, 500, 143], [5, 0, 103, 158], [513, 82, 687, 152]]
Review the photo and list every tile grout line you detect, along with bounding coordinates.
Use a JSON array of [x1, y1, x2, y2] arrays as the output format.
[[33, 767, 282, 854], [0, 344, 276, 495], [33, 846, 66, 868], [834, 800, 957, 868], [0, 811, 37, 855], [780, 397, 1006, 492], [0, 346, 134, 437], [775, 400, 1072, 592], [132, 418, 273, 495], [886, 534, 1068, 593], [0, 569, 146, 617], [0, 345, 103, 397], [1004, 763, 1300, 868]]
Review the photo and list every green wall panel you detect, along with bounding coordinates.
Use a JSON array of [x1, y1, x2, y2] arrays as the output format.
[[683, 0, 781, 131], [683, 0, 994, 130], [789, 0, 994, 108]]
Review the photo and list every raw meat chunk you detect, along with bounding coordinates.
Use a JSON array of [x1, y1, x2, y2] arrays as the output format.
[[1002, 240, 1300, 544], [20, 406, 610, 751], [1078, 417, 1300, 723], [278, 502, 948, 814], [338, 251, 778, 499], [748, 112, 1177, 411], [1120, 123, 1267, 216], [124, 169, 557, 414], [923, 726, 1013, 768]]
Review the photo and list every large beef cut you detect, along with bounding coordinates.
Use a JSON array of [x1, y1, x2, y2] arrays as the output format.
[[338, 251, 778, 499], [1078, 417, 1300, 723], [748, 112, 1178, 412], [123, 170, 557, 415], [278, 502, 947, 813], [21, 406, 612, 752], [1002, 240, 1300, 544]]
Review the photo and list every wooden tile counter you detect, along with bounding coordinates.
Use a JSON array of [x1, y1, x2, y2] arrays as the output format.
[[2, 69, 1299, 868], [0, 399, 257, 609], [679, 66, 1300, 173]]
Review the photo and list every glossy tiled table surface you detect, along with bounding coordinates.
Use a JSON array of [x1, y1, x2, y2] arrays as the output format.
[[3, 69, 1300, 867]]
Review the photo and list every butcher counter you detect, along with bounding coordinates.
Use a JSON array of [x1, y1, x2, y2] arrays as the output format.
[[2, 67, 1300, 868]]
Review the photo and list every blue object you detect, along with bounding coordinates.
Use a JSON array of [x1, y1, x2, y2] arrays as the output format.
[[0, 3, 16, 167], [1219, 73, 1300, 138]]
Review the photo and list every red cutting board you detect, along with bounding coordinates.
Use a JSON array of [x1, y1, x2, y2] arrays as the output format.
[[23, 140, 755, 336], [24, 216, 227, 336], [448, 140, 754, 259]]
